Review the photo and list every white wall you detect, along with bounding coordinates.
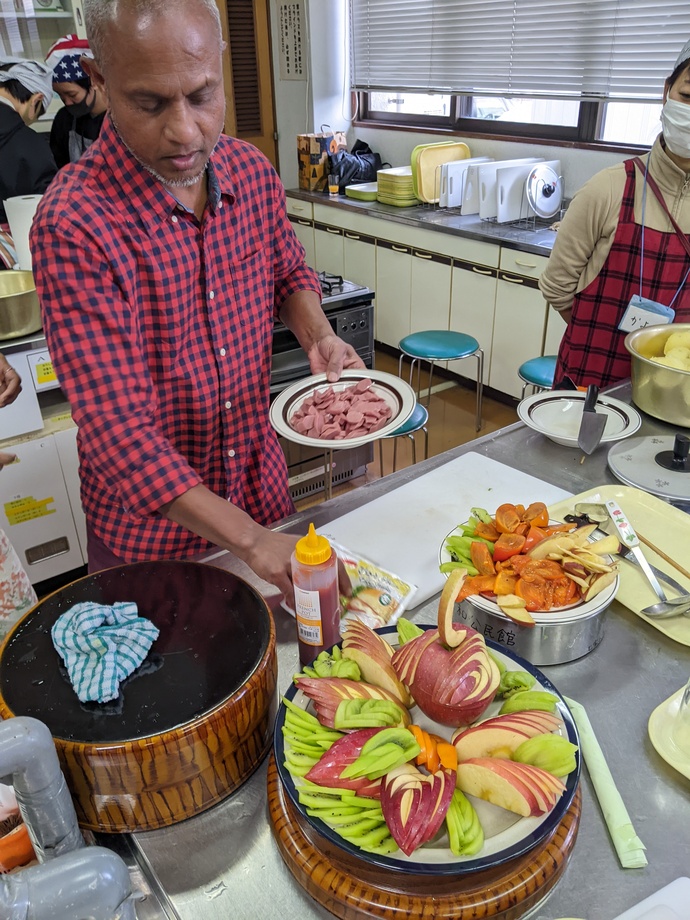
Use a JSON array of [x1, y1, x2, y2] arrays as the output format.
[[270, 0, 631, 196]]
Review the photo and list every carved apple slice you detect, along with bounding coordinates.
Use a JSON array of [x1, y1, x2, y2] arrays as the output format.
[[497, 594, 536, 627], [456, 757, 566, 817], [380, 764, 455, 856], [438, 567, 467, 648], [342, 619, 413, 707], [305, 728, 384, 797], [296, 677, 411, 729]]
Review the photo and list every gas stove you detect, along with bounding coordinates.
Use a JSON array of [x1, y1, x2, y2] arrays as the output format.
[[318, 271, 372, 310]]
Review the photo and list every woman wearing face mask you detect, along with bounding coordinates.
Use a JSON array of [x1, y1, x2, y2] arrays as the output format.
[[539, 38, 690, 388], [0, 58, 57, 225], [46, 35, 106, 169]]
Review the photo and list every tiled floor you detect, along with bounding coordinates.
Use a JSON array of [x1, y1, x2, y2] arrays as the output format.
[[294, 349, 518, 511]]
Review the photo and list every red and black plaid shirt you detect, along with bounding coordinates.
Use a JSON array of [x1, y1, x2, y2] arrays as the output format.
[[31, 115, 320, 562]]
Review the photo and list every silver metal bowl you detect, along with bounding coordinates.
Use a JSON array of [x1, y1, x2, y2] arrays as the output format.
[[0, 270, 41, 341], [455, 599, 610, 666], [625, 323, 690, 428]]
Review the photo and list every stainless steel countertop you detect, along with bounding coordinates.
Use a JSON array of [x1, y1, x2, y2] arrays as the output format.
[[124, 385, 690, 920], [287, 188, 559, 257]]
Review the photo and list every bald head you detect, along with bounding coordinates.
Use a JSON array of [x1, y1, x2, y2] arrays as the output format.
[[83, 0, 222, 69]]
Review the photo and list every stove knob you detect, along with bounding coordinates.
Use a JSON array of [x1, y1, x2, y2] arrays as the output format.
[[351, 322, 357, 330], [341, 324, 348, 333], [359, 319, 366, 327]]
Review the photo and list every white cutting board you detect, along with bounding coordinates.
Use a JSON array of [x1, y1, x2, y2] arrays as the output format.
[[324, 452, 570, 608], [497, 160, 562, 223], [611, 877, 690, 920], [441, 157, 493, 209], [478, 157, 543, 219]]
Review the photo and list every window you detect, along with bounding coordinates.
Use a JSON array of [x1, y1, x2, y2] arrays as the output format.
[[351, 0, 690, 146]]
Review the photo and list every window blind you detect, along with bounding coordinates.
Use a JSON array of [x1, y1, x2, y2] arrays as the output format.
[[350, 0, 690, 101]]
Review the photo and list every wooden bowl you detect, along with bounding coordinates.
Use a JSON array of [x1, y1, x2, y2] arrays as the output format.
[[0, 561, 277, 833]]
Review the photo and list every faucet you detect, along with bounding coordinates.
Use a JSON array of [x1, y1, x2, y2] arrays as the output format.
[[0, 717, 137, 919]]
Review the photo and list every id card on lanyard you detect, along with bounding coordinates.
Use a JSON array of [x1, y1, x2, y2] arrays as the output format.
[[617, 154, 689, 333]]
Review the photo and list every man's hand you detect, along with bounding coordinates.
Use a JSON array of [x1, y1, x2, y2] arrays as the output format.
[[308, 334, 366, 382], [0, 450, 17, 470], [241, 528, 301, 609], [0, 354, 21, 408]]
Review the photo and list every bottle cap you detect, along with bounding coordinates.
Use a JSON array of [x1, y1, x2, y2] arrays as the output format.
[[294, 523, 332, 565]]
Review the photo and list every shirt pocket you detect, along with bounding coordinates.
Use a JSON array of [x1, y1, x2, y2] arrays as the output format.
[[219, 245, 275, 376]]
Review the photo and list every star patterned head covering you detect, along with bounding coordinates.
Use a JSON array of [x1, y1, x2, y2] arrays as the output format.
[[45, 34, 92, 85]]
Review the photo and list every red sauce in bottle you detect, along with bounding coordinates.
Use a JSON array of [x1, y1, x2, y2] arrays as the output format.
[[291, 524, 341, 667]]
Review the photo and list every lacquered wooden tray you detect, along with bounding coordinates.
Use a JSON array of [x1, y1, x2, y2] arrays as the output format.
[[268, 754, 581, 920]]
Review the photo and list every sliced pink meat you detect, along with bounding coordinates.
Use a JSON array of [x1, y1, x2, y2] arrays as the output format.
[[288, 379, 392, 441]]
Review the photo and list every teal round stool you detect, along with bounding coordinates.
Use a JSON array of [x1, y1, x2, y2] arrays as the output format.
[[398, 330, 484, 431], [378, 402, 429, 476], [518, 355, 557, 399]]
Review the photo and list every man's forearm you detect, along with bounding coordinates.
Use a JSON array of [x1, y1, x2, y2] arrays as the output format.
[[278, 290, 331, 352], [161, 484, 263, 558]]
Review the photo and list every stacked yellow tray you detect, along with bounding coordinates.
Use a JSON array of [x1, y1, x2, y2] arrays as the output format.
[[411, 141, 471, 203], [376, 166, 417, 207]]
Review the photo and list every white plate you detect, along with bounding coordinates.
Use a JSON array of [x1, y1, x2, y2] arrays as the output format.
[[648, 686, 690, 781], [611, 877, 690, 920], [275, 629, 580, 875], [518, 390, 641, 448], [270, 369, 416, 449], [439, 523, 619, 624]]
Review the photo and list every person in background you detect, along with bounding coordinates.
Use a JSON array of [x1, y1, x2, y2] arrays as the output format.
[[0, 57, 56, 224], [539, 38, 690, 389], [0, 353, 38, 641], [46, 34, 107, 168], [30, 0, 363, 604]]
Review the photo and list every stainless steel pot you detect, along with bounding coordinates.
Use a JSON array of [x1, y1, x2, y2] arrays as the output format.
[[0, 271, 41, 341], [625, 323, 690, 428], [455, 600, 608, 666]]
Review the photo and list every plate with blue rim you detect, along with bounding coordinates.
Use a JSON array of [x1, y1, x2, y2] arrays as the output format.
[[273, 624, 581, 876]]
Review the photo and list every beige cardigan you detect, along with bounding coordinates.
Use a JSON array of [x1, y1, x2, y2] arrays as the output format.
[[539, 137, 690, 314]]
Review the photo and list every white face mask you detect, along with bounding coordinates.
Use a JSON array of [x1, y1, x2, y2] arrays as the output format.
[[661, 98, 690, 158]]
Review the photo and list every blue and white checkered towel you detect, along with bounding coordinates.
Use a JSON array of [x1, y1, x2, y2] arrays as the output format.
[[51, 601, 159, 704]]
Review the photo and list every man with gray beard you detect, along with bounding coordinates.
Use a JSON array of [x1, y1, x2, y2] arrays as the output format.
[[30, 0, 363, 605]]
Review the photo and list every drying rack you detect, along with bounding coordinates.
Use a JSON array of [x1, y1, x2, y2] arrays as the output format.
[[418, 163, 567, 231]]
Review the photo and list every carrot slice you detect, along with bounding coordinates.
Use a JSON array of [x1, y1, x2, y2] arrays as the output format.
[[436, 741, 458, 771]]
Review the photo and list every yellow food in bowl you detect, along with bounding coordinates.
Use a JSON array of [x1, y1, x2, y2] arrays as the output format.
[[649, 331, 690, 371]]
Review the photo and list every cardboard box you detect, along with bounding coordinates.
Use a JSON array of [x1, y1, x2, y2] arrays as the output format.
[[297, 131, 347, 191]]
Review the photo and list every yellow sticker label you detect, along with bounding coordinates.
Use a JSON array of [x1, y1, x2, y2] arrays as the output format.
[[35, 361, 57, 385], [4, 496, 56, 526]]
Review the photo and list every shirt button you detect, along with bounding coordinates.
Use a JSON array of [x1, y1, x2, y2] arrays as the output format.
[[225, 400, 232, 409], [209, 290, 215, 299], [228, 449, 235, 458], [171, 215, 178, 223], [220, 348, 226, 356], [218, 201, 223, 209]]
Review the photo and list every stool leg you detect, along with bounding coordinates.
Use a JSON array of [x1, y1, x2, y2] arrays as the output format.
[[425, 360, 436, 405], [325, 450, 333, 501], [521, 380, 528, 400], [422, 425, 429, 461], [378, 439, 384, 478], [398, 352, 406, 381], [474, 349, 484, 431], [392, 437, 398, 472], [410, 432, 417, 466]]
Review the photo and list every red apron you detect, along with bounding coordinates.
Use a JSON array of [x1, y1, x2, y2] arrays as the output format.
[[555, 159, 690, 388]]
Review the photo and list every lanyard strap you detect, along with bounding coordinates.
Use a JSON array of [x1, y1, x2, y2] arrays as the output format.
[[633, 156, 690, 259], [634, 156, 690, 307]]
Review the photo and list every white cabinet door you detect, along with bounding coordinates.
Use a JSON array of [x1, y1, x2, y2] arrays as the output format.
[[0, 435, 85, 584], [544, 306, 567, 357], [450, 260, 498, 384], [409, 250, 452, 333], [490, 273, 548, 398], [314, 223, 345, 276], [343, 230, 376, 294], [289, 217, 316, 270], [375, 241, 412, 347]]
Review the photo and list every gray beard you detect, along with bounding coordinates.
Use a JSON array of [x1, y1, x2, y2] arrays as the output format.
[[110, 112, 218, 189]]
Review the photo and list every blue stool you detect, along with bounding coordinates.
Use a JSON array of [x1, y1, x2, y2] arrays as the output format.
[[518, 355, 557, 399], [379, 402, 429, 475], [398, 330, 484, 431]]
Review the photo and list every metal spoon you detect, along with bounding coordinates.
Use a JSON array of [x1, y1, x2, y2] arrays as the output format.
[[641, 600, 690, 619]]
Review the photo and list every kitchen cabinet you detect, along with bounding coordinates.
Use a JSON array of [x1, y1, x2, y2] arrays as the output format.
[[2, 1, 83, 131], [544, 305, 568, 357], [375, 239, 412, 347], [450, 259, 498, 385], [287, 199, 316, 269], [489, 249, 550, 398], [410, 249, 452, 332], [314, 221, 345, 276]]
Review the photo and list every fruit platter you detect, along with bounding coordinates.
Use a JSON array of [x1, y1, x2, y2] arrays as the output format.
[[438, 501, 620, 628], [273, 572, 581, 877]]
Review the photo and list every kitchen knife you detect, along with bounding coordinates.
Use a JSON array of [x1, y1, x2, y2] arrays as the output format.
[[577, 384, 607, 455]]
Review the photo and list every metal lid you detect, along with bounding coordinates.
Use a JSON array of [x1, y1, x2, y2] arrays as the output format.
[[526, 164, 563, 219], [608, 435, 690, 502]]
